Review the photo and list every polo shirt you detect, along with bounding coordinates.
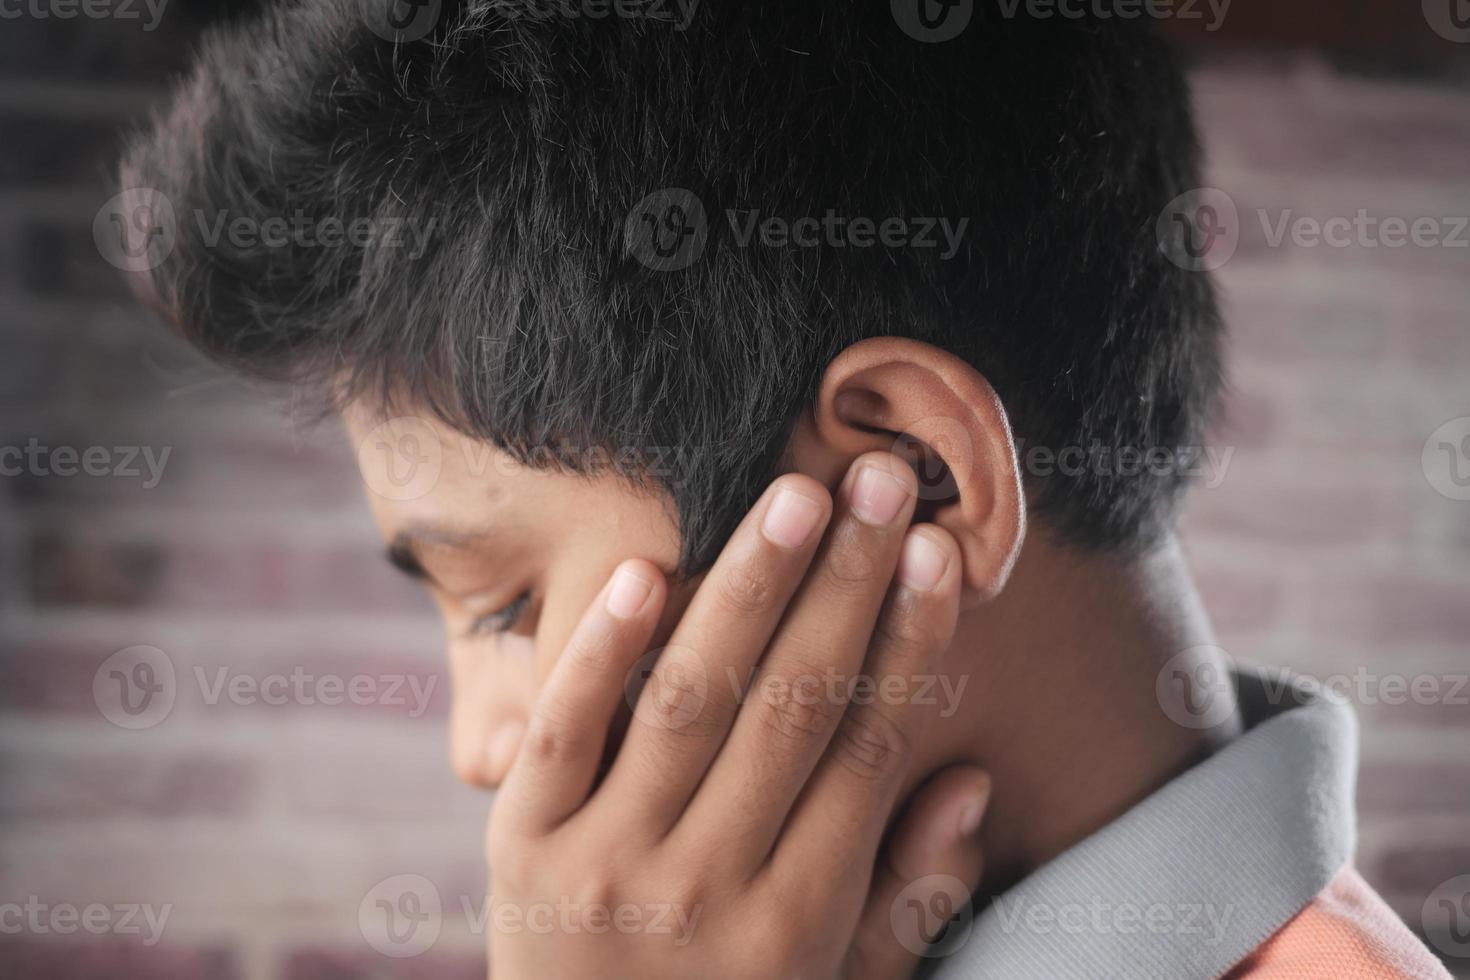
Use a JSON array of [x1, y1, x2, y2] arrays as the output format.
[[925, 667, 1452, 979]]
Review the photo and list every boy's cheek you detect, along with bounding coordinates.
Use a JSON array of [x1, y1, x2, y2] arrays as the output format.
[[445, 571, 701, 791]]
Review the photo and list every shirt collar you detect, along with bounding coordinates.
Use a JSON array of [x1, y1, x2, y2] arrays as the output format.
[[926, 665, 1358, 980]]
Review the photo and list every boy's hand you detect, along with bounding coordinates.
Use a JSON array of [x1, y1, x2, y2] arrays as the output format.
[[486, 453, 987, 979]]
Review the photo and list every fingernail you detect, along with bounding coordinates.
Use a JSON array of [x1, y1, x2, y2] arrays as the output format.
[[899, 531, 949, 592], [850, 464, 910, 526], [762, 485, 825, 549], [956, 777, 992, 838], [486, 721, 525, 779], [606, 565, 654, 619]]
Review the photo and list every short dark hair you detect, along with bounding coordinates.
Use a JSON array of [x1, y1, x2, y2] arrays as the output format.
[[122, 0, 1221, 572]]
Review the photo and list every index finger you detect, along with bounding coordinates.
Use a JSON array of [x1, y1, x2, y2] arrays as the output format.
[[591, 474, 833, 833]]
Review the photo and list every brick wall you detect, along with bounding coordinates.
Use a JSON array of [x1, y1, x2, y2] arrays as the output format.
[[0, 5, 1467, 979], [1179, 55, 1470, 976]]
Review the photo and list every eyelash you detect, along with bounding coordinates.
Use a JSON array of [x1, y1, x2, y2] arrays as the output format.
[[465, 591, 533, 638]]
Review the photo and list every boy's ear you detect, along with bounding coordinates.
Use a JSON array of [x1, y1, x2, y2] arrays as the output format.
[[789, 337, 1026, 605]]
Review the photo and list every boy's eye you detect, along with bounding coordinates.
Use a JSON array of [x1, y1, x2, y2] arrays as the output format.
[[465, 591, 533, 637]]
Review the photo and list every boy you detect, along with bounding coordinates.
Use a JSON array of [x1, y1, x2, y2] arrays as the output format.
[[116, 0, 1451, 975]]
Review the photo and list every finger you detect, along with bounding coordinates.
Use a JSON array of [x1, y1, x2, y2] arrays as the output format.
[[776, 524, 964, 879], [496, 559, 665, 835], [846, 767, 990, 980], [679, 452, 919, 869], [594, 475, 832, 831]]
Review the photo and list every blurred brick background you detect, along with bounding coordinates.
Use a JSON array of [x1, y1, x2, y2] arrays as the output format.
[[0, 3, 1467, 979]]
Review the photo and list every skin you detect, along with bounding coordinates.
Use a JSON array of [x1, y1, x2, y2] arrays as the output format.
[[346, 337, 1242, 977]]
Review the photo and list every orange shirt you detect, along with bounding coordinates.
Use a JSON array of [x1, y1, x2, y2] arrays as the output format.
[[1226, 867, 1451, 980]]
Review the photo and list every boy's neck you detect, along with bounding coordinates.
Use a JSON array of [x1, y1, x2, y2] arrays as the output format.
[[927, 531, 1242, 891]]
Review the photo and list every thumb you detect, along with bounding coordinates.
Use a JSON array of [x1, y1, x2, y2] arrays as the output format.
[[846, 766, 990, 980]]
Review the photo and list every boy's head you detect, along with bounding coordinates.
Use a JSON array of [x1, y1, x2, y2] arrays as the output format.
[[121, 0, 1220, 786]]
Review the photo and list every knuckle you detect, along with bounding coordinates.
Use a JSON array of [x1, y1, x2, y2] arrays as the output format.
[[872, 595, 937, 663], [820, 524, 883, 595], [568, 872, 620, 913], [643, 866, 705, 916], [757, 668, 842, 742], [846, 931, 888, 978], [758, 918, 823, 973], [566, 625, 622, 674], [641, 659, 718, 732], [832, 709, 910, 783], [522, 707, 588, 765], [486, 824, 536, 886], [627, 740, 685, 788], [715, 560, 777, 615]]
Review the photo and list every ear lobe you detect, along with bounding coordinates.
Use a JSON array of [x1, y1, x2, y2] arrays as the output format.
[[806, 337, 1026, 605]]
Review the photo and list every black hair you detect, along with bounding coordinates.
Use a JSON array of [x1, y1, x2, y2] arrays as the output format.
[[121, 0, 1221, 572]]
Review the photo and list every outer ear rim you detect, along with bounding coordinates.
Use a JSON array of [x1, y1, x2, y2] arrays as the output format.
[[813, 337, 1027, 606]]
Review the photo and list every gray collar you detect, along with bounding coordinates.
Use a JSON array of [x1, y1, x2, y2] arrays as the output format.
[[926, 666, 1357, 980]]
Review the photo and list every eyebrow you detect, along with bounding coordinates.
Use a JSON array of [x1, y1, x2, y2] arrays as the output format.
[[385, 525, 494, 582]]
